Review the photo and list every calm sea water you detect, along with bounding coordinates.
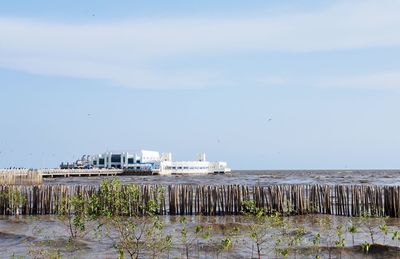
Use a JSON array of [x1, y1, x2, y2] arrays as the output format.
[[44, 170, 400, 186]]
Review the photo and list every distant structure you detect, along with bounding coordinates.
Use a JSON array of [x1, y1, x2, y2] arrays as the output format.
[[60, 150, 231, 175]]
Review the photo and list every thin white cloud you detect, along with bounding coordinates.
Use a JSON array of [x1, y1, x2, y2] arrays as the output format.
[[0, 56, 222, 89], [321, 71, 400, 90], [256, 71, 400, 91], [0, 1, 400, 89]]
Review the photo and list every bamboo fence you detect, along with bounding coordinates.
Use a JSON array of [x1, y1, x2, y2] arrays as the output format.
[[0, 170, 42, 185], [0, 184, 400, 217]]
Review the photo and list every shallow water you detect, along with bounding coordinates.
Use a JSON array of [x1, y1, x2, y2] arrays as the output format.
[[44, 170, 400, 186], [2, 214, 400, 258]]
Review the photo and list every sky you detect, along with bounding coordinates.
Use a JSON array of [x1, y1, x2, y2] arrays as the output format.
[[1, 0, 400, 169]]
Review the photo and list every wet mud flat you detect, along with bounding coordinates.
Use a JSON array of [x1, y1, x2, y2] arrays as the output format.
[[2, 214, 400, 258], [44, 170, 400, 186]]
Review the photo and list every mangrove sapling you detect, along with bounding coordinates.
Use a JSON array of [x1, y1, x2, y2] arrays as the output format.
[[271, 214, 289, 258], [227, 226, 241, 248], [113, 216, 171, 259], [142, 189, 173, 259], [178, 217, 211, 259], [103, 181, 171, 259], [216, 225, 241, 257], [249, 212, 288, 258], [360, 205, 384, 247], [361, 241, 371, 254], [243, 199, 283, 257], [0, 187, 26, 216], [391, 230, 400, 246], [391, 230, 400, 257], [113, 218, 145, 258], [290, 226, 306, 256], [220, 237, 232, 250], [361, 212, 376, 245], [241, 199, 263, 215], [335, 224, 345, 248], [57, 193, 93, 242], [312, 232, 321, 258], [379, 224, 389, 245], [318, 216, 336, 258], [95, 178, 139, 217], [347, 225, 357, 247], [213, 237, 233, 259], [145, 217, 173, 259], [90, 179, 142, 242], [360, 206, 386, 245], [335, 224, 345, 259], [242, 200, 270, 258], [273, 218, 306, 258], [313, 233, 321, 246]]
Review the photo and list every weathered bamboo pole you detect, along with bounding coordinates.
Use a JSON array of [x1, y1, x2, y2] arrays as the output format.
[[0, 183, 399, 217]]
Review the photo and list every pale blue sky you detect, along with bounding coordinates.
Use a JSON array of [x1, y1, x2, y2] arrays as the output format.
[[1, 1, 400, 169]]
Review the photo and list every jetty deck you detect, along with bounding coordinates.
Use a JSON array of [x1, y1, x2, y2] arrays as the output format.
[[39, 168, 155, 178], [39, 169, 123, 178], [0, 169, 156, 181]]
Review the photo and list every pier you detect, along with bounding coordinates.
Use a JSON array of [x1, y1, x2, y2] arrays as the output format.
[[40, 168, 156, 177], [39, 168, 124, 178], [1, 184, 400, 217], [0, 169, 158, 185], [0, 169, 155, 183]]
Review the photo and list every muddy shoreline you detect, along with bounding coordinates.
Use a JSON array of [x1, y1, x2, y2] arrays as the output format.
[[1, 214, 400, 258]]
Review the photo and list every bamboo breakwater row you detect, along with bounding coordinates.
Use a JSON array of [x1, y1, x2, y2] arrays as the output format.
[[1, 184, 400, 217], [0, 170, 42, 185]]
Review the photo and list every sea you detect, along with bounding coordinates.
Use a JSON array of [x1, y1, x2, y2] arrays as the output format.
[[44, 169, 400, 186]]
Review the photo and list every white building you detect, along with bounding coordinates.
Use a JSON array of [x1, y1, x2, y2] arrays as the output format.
[[91, 150, 160, 169], [68, 150, 231, 174]]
